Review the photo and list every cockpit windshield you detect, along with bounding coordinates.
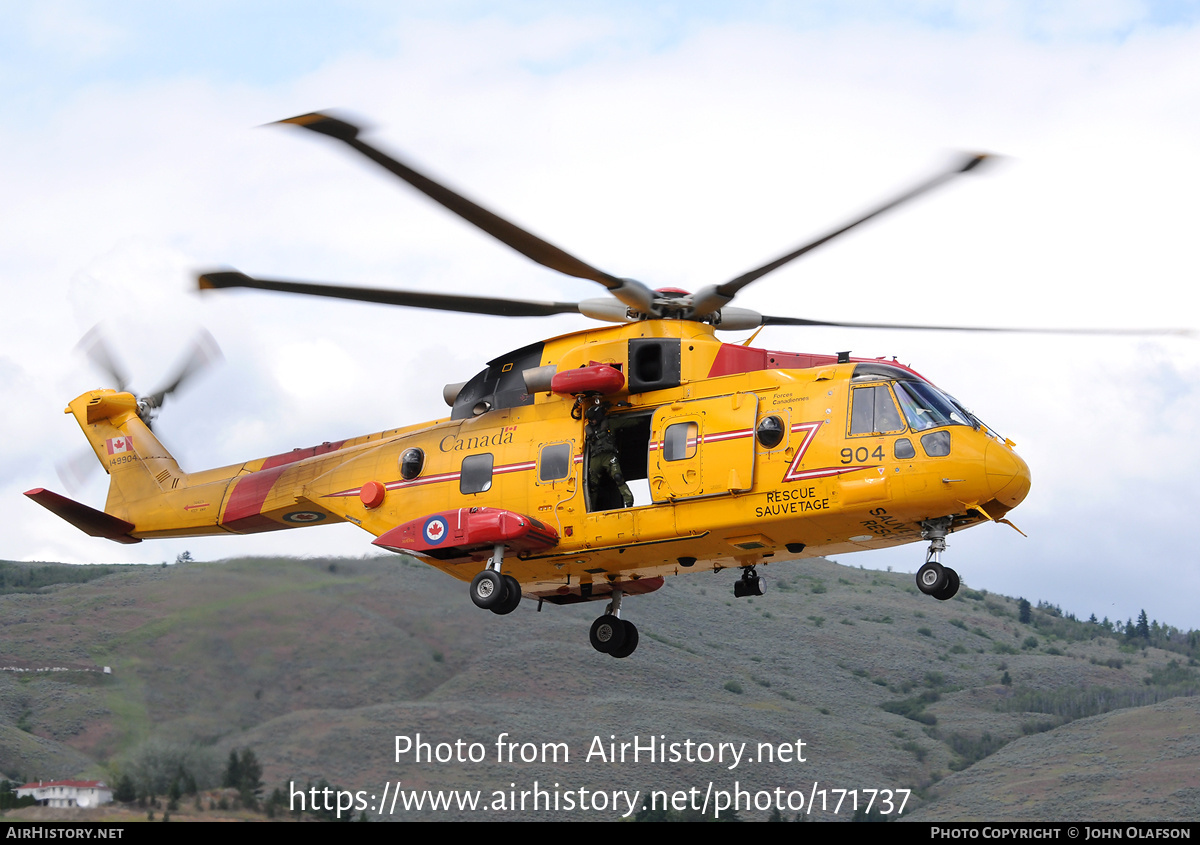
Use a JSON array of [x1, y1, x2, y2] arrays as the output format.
[[893, 380, 1002, 439], [893, 381, 971, 431]]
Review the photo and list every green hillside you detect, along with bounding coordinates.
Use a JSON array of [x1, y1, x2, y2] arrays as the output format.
[[1, 555, 1196, 821]]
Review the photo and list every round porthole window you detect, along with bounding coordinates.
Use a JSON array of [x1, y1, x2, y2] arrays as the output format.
[[756, 416, 786, 449], [400, 448, 425, 480]]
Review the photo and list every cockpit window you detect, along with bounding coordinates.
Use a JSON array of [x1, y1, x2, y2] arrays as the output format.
[[921, 430, 952, 457], [849, 384, 906, 435], [893, 381, 973, 432]]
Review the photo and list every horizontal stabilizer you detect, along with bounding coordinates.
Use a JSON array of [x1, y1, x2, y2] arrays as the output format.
[[24, 488, 141, 544]]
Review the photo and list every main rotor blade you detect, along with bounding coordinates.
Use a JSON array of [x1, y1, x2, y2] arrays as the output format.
[[274, 112, 655, 312], [759, 314, 1192, 336], [691, 154, 990, 317], [199, 270, 583, 318]]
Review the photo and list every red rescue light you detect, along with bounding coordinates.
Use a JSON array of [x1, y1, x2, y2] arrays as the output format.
[[359, 480, 386, 509]]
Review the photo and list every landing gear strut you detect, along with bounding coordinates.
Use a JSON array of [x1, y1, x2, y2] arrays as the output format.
[[733, 566, 764, 598], [916, 517, 960, 601], [589, 588, 639, 658], [469, 543, 523, 614]]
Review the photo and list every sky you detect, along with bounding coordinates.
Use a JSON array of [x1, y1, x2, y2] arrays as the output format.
[[1, 1, 1197, 631]]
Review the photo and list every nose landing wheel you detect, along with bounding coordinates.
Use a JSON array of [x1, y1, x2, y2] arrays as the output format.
[[916, 560, 946, 595], [917, 518, 960, 601], [932, 567, 960, 601]]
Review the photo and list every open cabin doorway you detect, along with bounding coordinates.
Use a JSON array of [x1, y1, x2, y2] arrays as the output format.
[[584, 408, 653, 512]]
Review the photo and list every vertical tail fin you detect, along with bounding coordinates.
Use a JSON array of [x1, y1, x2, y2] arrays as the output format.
[[65, 390, 188, 519]]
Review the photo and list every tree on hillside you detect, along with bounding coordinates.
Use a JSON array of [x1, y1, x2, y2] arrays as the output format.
[[1018, 598, 1031, 625], [121, 738, 217, 799], [222, 750, 241, 789], [1136, 610, 1151, 641], [113, 774, 136, 803], [223, 748, 263, 808], [238, 749, 263, 807]]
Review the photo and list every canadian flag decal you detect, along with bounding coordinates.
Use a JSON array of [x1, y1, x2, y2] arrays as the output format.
[[106, 436, 133, 455]]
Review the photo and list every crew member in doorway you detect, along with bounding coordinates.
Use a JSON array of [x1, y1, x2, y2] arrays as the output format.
[[585, 398, 634, 509]]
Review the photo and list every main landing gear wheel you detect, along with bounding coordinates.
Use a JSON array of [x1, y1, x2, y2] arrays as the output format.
[[590, 588, 638, 657], [932, 567, 960, 601], [589, 614, 626, 654], [470, 569, 505, 609], [916, 561, 946, 596], [609, 620, 639, 659], [491, 574, 523, 615]]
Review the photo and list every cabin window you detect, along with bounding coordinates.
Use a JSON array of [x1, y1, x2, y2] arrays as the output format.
[[921, 431, 951, 457], [849, 384, 905, 435], [894, 438, 916, 460], [539, 443, 572, 482], [399, 448, 424, 480], [460, 453, 494, 494], [663, 422, 698, 462]]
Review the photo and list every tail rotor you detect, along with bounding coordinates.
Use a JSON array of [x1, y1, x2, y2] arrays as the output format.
[[56, 328, 222, 494], [76, 326, 222, 430]]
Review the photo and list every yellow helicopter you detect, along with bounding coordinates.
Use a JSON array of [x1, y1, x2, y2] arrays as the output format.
[[36, 111, 1168, 659]]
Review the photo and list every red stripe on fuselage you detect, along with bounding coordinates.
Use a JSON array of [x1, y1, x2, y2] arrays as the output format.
[[222, 466, 288, 526], [260, 440, 346, 470], [221, 441, 347, 530]]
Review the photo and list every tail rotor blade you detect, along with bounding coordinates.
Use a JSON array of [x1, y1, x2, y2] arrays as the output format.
[[144, 330, 223, 410], [56, 449, 99, 496], [77, 326, 130, 392]]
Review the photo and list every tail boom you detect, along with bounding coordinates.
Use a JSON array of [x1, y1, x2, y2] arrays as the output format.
[[34, 389, 358, 543]]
